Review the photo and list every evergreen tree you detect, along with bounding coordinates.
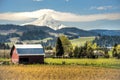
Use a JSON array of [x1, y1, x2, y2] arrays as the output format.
[[55, 37, 64, 57], [59, 35, 73, 57], [112, 43, 118, 57]]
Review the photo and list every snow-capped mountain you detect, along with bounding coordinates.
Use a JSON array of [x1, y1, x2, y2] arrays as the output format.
[[24, 14, 66, 30]]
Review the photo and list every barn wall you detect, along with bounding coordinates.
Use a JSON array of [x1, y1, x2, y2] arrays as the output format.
[[19, 55, 44, 64], [12, 48, 19, 63]]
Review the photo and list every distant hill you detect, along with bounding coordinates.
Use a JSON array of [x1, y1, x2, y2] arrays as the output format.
[[90, 29, 120, 36], [0, 24, 57, 42], [0, 24, 120, 43], [0, 24, 56, 33], [57, 27, 97, 39], [20, 30, 53, 40], [0, 24, 97, 42]]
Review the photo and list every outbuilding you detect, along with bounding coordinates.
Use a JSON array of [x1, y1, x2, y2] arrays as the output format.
[[10, 44, 44, 64]]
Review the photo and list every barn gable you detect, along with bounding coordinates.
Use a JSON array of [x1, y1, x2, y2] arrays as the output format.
[[11, 47, 19, 63]]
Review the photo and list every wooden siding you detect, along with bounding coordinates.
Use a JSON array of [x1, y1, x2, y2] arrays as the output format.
[[19, 55, 44, 64]]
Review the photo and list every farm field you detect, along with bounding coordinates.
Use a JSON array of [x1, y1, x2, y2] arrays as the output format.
[[0, 41, 120, 80], [70, 37, 95, 46], [0, 65, 120, 80]]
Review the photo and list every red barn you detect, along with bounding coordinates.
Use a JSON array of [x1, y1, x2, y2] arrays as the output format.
[[10, 44, 44, 64]]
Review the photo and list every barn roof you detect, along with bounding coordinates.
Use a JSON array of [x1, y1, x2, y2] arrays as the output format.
[[15, 44, 43, 48], [14, 44, 44, 56]]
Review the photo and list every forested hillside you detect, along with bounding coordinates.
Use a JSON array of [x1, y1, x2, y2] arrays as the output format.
[[93, 36, 120, 47], [20, 30, 53, 40]]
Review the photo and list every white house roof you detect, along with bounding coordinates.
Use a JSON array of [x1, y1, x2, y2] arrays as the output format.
[[14, 44, 43, 48]]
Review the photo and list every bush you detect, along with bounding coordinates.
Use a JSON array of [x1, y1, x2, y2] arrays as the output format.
[[104, 54, 110, 58], [2, 61, 10, 65], [117, 53, 120, 59], [62, 61, 66, 65]]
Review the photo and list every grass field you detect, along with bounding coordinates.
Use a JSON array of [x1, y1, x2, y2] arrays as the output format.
[[45, 58, 120, 68], [0, 65, 120, 80], [70, 37, 95, 47], [0, 58, 120, 68]]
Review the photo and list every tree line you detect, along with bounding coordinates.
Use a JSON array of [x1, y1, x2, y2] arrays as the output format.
[[0, 43, 10, 49], [55, 35, 109, 58], [55, 35, 119, 59], [93, 36, 120, 47]]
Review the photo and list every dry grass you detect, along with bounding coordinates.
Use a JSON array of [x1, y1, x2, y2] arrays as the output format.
[[0, 65, 120, 80], [0, 49, 10, 58]]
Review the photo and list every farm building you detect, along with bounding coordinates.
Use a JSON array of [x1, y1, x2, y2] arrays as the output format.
[[10, 44, 45, 64]]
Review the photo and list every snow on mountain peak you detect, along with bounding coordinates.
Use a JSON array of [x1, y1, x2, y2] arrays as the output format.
[[24, 13, 66, 30]]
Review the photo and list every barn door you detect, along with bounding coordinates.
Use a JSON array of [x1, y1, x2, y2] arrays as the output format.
[[19, 57, 29, 64]]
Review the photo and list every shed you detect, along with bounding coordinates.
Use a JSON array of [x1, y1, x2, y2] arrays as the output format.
[[10, 44, 44, 64]]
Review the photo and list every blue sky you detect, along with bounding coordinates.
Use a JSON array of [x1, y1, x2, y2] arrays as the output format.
[[0, 0, 120, 30]]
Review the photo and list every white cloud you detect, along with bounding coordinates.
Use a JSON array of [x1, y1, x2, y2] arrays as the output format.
[[0, 12, 36, 21], [33, 0, 43, 1], [0, 9, 120, 23], [90, 6, 113, 10]]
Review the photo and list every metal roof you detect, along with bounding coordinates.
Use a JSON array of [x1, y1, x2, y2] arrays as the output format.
[[14, 44, 43, 48], [14, 44, 44, 56]]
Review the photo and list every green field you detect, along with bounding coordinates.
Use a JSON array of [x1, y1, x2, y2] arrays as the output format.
[[70, 37, 95, 47], [0, 58, 120, 69], [45, 58, 120, 68]]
